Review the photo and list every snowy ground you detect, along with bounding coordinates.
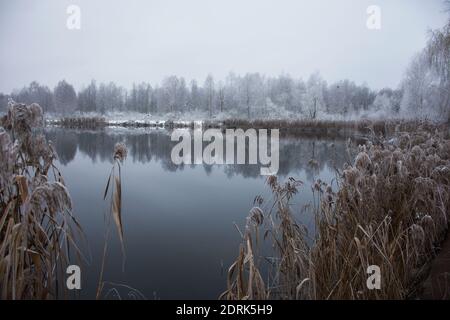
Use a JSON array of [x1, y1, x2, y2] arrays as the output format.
[[45, 106, 406, 127]]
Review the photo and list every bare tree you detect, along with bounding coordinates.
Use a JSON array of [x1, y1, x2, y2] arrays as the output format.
[[204, 74, 214, 118], [54, 80, 77, 115], [217, 81, 225, 113]]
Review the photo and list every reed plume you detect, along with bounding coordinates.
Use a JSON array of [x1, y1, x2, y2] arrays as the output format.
[[224, 123, 450, 300], [0, 101, 83, 299]]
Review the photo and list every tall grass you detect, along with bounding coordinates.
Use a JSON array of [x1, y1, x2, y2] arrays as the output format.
[[57, 116, 107, 129], [51, 115, 446, 138], [94, 143, 145, 300], [223, 124, 450, 299], [221, 118, 444, 137], [0, 101, 83, 299]]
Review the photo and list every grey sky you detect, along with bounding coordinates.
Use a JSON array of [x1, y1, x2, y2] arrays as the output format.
[[0, 0, 448, 92]]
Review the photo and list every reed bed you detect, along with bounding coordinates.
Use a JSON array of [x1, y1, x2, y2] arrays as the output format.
[[56, 116, 107, 128], [221, 118, 445, 137], [222, 123, 450, 300], [0, 101, 83, 299], [50, 115, 446, 140]]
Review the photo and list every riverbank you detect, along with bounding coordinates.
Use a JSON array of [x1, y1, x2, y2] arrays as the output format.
[[47, 115, 447, 139]]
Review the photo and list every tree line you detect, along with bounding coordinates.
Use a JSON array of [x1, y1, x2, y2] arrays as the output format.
[[1, 12, 448, 121], [0, 74, 399, 119]]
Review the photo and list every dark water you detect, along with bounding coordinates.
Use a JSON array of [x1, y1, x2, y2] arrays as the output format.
[[45, 127, 350, 299]]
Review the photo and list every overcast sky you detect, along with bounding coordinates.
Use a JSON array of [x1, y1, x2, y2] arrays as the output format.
[[0, 0, 448, 92]]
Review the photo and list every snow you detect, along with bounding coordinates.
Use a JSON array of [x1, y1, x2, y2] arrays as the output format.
[[44, 105, 411, 128]]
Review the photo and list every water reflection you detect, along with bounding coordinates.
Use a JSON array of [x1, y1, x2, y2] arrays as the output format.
[[46, 127, 349, 181], [43, 127, 353, 299]]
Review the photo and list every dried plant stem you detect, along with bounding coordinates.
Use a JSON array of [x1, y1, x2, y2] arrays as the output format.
[[224, 123, 450, 300]]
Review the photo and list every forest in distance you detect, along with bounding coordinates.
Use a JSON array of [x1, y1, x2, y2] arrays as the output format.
[[0, 19, 448, 123]]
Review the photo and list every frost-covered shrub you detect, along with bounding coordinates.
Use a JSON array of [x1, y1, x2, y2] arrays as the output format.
[[0, 101, 81, 299], [225, 123, 450, 300]]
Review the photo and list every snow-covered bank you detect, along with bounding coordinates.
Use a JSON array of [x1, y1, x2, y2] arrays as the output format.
[[44, 111, 447, 144], [46, 111, 210, 128], [45, 107, 420, 129]]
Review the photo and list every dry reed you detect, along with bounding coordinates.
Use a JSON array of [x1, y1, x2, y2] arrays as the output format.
[[57, 116, 107, 129], [96, 142, 128, 299], [223, 123, 450, 300], [0, 101, 83, 299]]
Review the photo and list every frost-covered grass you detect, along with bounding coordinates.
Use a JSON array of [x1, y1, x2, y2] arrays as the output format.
[[44, 104, 419, 129], [47, 110, 210, 127], [0, 102, 83, 299], [45, 108, 444, 137], [223, 124, 450, 300]]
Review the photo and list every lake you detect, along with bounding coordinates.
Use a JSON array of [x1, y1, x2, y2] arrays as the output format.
[[45, 127, 350, 299]]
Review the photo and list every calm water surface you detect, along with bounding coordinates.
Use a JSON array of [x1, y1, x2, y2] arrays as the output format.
[[45, 127, 350, 299]]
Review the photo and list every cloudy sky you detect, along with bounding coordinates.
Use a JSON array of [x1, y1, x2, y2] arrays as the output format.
[[0, 0, 448, 92]]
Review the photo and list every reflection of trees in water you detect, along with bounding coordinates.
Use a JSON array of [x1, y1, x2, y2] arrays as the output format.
[[46, 130, 77, 165], [223, 138, 348, 181], [46, 128, 349, 181], [45, 128, 184, 172]]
